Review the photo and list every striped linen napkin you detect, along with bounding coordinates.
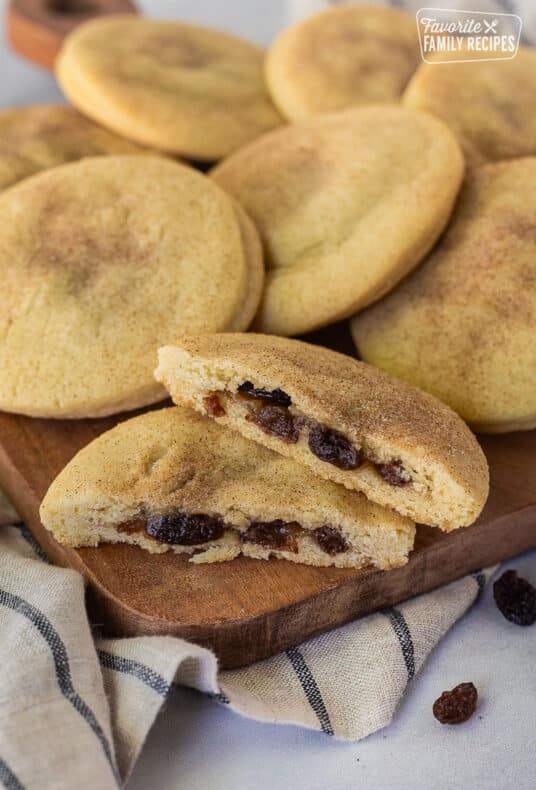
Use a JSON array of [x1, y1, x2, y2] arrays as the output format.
[[0, 519, 492, 789]]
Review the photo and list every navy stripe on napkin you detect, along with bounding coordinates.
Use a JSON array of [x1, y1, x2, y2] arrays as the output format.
[[0, 589, 118, 782], [471, 569, 486, 598], [11, 524, 49, 564], [0, 757, 24, 790], [383, 607, 415, 681], [286, 646, 334, 735], [97, 650, 170, 697]]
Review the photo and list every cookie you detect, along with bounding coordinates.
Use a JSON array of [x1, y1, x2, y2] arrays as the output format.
[[212, 106, 464, 336], [403, 47, 536, 165], [0, 155, 263, 418], [155, 334, 489, 531], [56, 15, 282, 161], [0, 104, 148, 192], [227, 201, 265, 332], [40, 407, 415, 570], [351, 158, 536, 433], [266, 5, 420, 120]]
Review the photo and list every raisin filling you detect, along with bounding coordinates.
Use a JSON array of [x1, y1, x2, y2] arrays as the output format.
[[204, 393, 226, 417], [242, 520, 298, 553], [125, 512, 349, 557], [314, 526, 349, 555], [243, 521, 347, 555], [146, 512, 224, 545], [213, 381, 413, 486], [237, 382, 411, 485], [238, 381, 292, 407], [236, 382, 300, 443], [247, 404, 301, 443], [308, 424, 363, 470], [375, 460, 411, 487]]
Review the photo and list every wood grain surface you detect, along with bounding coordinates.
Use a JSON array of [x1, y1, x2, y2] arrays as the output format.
[[7, 0, 138, 70], [0, 323, 535, 668]]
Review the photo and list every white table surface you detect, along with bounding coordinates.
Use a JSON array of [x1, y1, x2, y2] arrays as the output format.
[[0, 1, 534, 787]]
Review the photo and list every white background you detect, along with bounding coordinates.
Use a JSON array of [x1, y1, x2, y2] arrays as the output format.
[[0, 1, 534, 787]]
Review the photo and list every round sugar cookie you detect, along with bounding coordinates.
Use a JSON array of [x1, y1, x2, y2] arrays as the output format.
[[212, 106, 464, 336], [403, 47, 536, 165], [0, 155, 263, 418], [56, 15, 282, 161], [0, 105, 148, 192], [351, 158, 536, 433], [265, 4, 420, 121]]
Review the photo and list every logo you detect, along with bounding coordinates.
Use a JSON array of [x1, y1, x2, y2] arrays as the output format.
[[416, 8, 522, 64]]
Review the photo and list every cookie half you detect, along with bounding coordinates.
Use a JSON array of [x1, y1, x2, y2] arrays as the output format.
[[155, 335, 489, 531], [0, 155, 263, 418], [56, 15, 282, 160], [40, 407, 415, 570], [403, 47, 536, 165], [351, 158, 536, 433], [266, 5, 420, 120], [0, 105, 148, 192], [212, 106, 464, 336]]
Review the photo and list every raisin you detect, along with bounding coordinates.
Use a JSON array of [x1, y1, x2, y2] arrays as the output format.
[[146, 512, 224, 545], [243, 520, 298, 553], [433, 682, 478, 724], [314, 526, 349, 555], [308, 424, 362, 470], [204, 393, 226, 417], [116, 520, 146, 534], [248, 404, 300, 442], [376, 460, 411, 487], [493, 570, 536, 626], [238, 381, 292, 407]]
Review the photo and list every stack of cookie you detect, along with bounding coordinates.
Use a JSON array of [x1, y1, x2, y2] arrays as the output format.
[[3, 4, 534, 570], [40, 333, 489, 570]]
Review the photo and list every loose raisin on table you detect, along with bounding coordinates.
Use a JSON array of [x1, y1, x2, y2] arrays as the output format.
[[314, 526, 349, 555], [248, 404, 300, 442], [493, 570, 536, 626], [308, 424, 362, 470], [243, 520, 298, 552], [376, 460, 411, 487], [146, 512, 224, 545], [238, 381, 292, 407], [433, 682, 478, 724]]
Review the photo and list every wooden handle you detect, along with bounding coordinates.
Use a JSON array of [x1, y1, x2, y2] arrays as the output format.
[[7, 0, 138, 71]]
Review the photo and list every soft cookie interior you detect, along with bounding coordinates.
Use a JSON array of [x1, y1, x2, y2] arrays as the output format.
[[49, 507, 413, 570]]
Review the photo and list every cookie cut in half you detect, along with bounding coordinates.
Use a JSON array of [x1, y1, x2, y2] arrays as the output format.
[[351, 159, 536, 433], [0, 105, 149, 192], [56, 15, 282, 161], [403, 47, 536, 165], [211, 106, 464, 336], [0, 155, 263, 418], [40, 407, 415, 570], [156, 335, 489, 531], [266, 5, 420, 120]]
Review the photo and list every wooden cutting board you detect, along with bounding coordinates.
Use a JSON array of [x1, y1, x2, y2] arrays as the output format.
[[0, 323, 535, 669], [3, 1, 535, 673]]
